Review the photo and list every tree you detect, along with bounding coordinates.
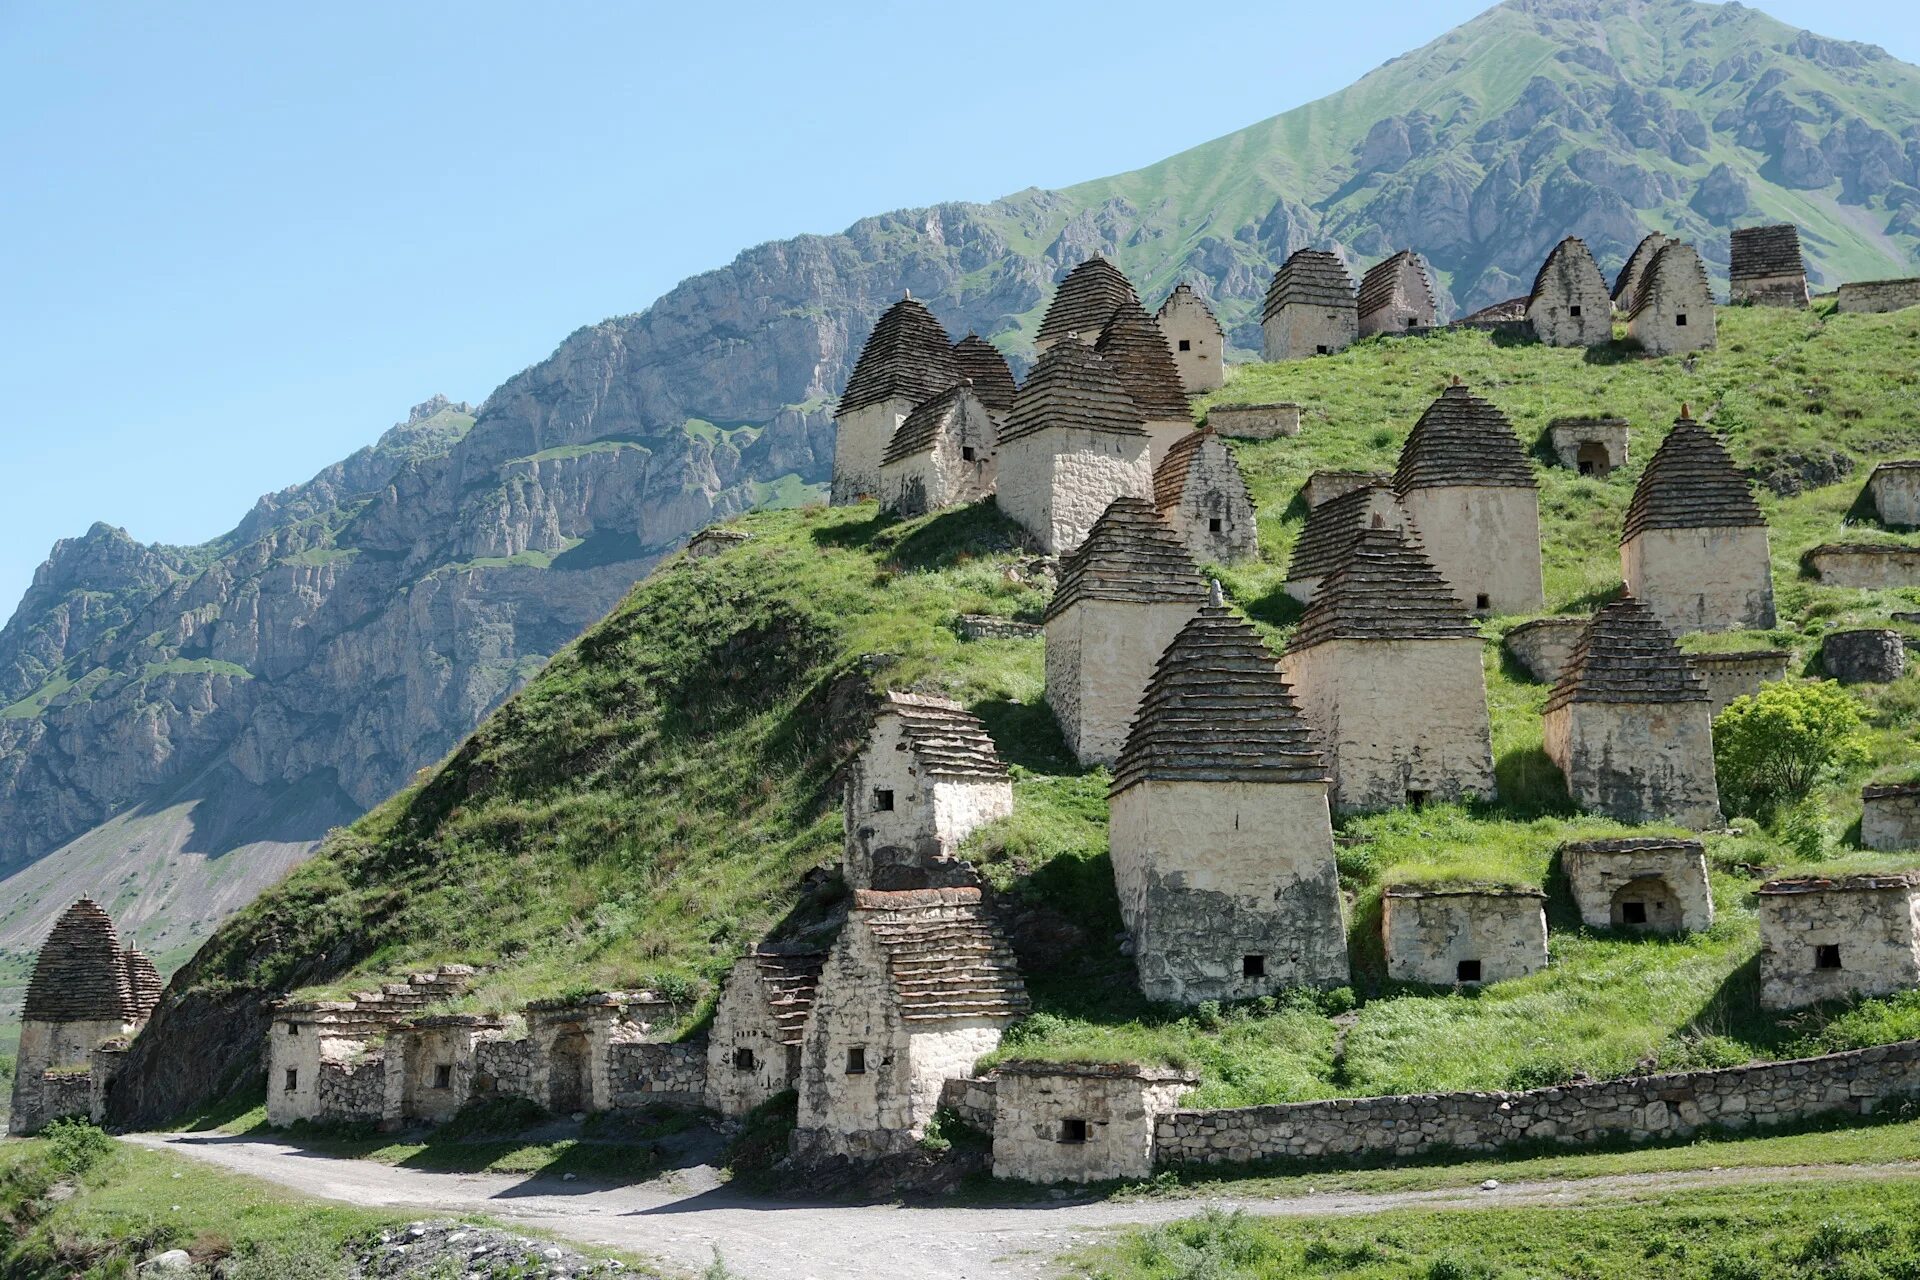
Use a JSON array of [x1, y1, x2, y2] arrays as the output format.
[[1714, 680, 1869, 822]]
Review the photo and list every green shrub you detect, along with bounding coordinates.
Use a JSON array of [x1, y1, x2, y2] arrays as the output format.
[[1715, 682, 1869, 822]]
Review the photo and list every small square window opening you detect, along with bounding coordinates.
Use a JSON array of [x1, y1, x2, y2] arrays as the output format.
[[284, 1068, 299, 1093], [1675, 313, 1688, 326], [1242, 954, 1266, 979], [434, 1064, 453, 1089], [1456, 959, 1483, 983], [1475, 593, 1491, 611], [1570, 305, 1582, 317], [1060, 1118, 1089, 1144], [734, 1047, 757, 1072], [961, 446, 977, 462], [1208, 517, 1223, 533], [1816, 944, 1842, 971], [846, 1047, 867, 1075], [1316, 344, 1329, 355], [1178, 339, 1192, 352], [873, 789, 894, 812], [1622, 901, 1648, 925], [1407, 789, 1431, 811]]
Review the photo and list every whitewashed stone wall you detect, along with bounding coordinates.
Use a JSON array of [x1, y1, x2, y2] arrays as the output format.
[[1157, 294, 1225, 394], [1689, 650, 1794, 717], [1561, 844, 1714, 933], [832, 398, 913, 506], [1867, 465, 1920, 528], [1623, 525, 1776, 633], [1155, 1040, 1920, 1166], [1629, 286, 1716, 355], [1109, 780, 1348, 1003], [1528, 258, 1612, 347], [1543, 700, 1721, 829], [1806, 545, 1920, 589], [1282, 638, 1497, 814], [1262, 305, 1356, 361], [1398, 485, 1544, 615], [1046, 598, 1203, 767], [385, 1022, 495, 1129], [1759, 883, 1920, 1010], [996, 427, 1153, 555], [1383, 890, 1547, 986], [1144, 420, 1194, 472], [990, 1064, 1195, 1184], [1547, 420, 1630, 475], [1836, 279, 1920, 314], [1864, 786, 1920, 852], [843, 714, 1012, 890], [1303, 470, 1389, 508], [12, 1017, 130, 1134], [265, 1013, 387, 1127], [706, 958, 799, 1118], [1208, 403, 1301, 440], [878, 396, 999, 518], [1502, 617, 1587, 683], [1163, 442, 1257, 567]]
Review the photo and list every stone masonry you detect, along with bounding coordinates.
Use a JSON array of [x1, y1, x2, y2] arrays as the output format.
[[1627, 241, 1717, 355], [1527, 237, 1612, 347], [832, 294, 960, 505], [1206, 402, 1302, 440], [1502, 616, 1588, 684], [1729, 224, 1810, 308], [1036, 256, 1141, 355], [1155, 283, 1225, 395], [1805, 544, 1920, 589], [1097, 300, 1198, 468], [1110, 602, 1349, 1003], [1302, 469, 1390, 509], [1261, 250, 1357, 360], [878, 383, 999, 519], [842, 691, 1012, 890], [705, 950, 825, 1117], [1612, 231, 1672, 315], [1688, 649, 1794, 717], [1560, 837, 1714, 934], [1824, 629, 1907, 684], [1547, 418, 1630, 477], [1284, 482, 1407, 605], [1151, 426, 1258, 566], [1836, 279, 1920, 315], [1357, 250, 1436, 337], [1866, 462, 1920, 528], [1758, 873, 1920, 1011], [1382, 886, 1548, 987], [1044, 498, 1207, 767], [1864, 784, 1920, 853], [990, 1061, 1196, 1184]]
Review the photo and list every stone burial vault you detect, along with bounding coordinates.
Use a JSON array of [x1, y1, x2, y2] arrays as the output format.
[[877, 381, 1000, 519], [831, 293, 960, 505], [1035, 254, 1140, 356], [1283, 480, 1407, 605], [1526, 236, 1612, 348], [704, 949, 825, 1118], [1382, 884, 1549, 987], [1151, 424, 1258, 567], [1095, 298, 1196, 469], [1559, 836, 1714, 934], [1155, 282, 1225, 394], [1261, 248, 1357, 361], [1357, 249, 1436, 337], [1626, 240, 1717, 355], [1758, 871, 1920, 1011]]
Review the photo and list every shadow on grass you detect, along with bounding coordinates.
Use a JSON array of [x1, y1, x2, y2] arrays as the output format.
[[1582, 338, 1645, 365], [1242, 585, 1306, 631], [1488, 745, 1577, 821], [972, 698, 1081, 775]]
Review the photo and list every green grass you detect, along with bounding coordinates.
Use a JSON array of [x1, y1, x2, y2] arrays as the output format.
[[1073, 1178, 1920, 1279], [164, 306, 1920, 1121]]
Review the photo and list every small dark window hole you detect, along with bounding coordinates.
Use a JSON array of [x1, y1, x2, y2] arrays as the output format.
[[1178, 339, 1192, 352], [1474, 593, 1491, 612], [1570, 305, 1582, 317], [1816, 944, 1842, 971], [1457, 960, 1483, 983], [1316, 344, 1329, 355], [846, 1047, 867, 1075], [284, 1068, 299, 1093], [1622, 902, 1648, 925], [1675, 313, 1688, 327], [1242, 954, 1266, 979], [1060, 1118, 1089, 1144], [1208, 517, 1223, 533], [734, 1047, 757, 1072], [873, 789, 894, 812], [434, 1064, 453, 1089], [1407, 789, 1430, 811], [961, 446, 977, 462]]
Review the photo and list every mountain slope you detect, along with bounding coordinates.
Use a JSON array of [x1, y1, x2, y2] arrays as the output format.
[[106, 303, 1920, 1125], [8, 0, 1920, 1051]]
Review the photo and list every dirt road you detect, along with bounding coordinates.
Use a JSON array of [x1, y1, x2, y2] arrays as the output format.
[[129, 1133, 1920, 1280]]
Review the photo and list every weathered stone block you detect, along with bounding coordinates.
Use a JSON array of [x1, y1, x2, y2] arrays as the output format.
[[1863, 784, 1920, 853], [1758, 874, 1920, 1010], [1823, 629, 1907, 684], [1206, 403, 1301, 440], [990, 1062, 1195, 1184], [1688, 649, 1794, 717], [1559, 837, 1714, 934], [1382, 888, 1548, 986], [1503, 617, 1588, 683], [1805, 544, 1920, 589], [1546, 418, 1630, 476], [1836, 279, 1920, 314]]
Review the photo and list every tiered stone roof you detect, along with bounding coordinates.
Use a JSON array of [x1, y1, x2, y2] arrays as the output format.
[[1393, 382, 1538, 492], [1036, 256, 1141, 348], [880, 691, 1009, 781], [1358, 250, 1432, 319], [880, 384, 979, 465], [1730, 224, 1805, 282], [1045, 498, 1205, 622], [1288, 526, 1480, 650], [1627, 242, 1712, 321], [1152, 427, 1247, 512], [854, 887, 1030, 1022], [23, 898, 133, 1024], [1112, 604, 1329, 793], [1622, 411, 1764, 540], [123, 950, 164, 1020], [1096, 301, 1192, 420], [1544, 597, 1707, 712], [1613, 231, 1672, 306], [837, 295, 960, 418], [1529, 237, 1603, 302], [1285, 482, 1394, 583], [1261, 250, 1356, 321], [1456, 297, 1530, 325], [999, 341, 1145, 444], [749, 950, 827, 1047], [949, 335, 1017, 412]]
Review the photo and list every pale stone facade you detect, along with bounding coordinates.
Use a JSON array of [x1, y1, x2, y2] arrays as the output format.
[[833, 399, 916, 507], [1836, 279, 1920, 314], [1758, 874, 1920, 1011], [1282, 527, 1497, 813], [1382, 887, 1548, 986], [1261, 249, 1357, 360], [1864, 784, 1920, 853], [1805, 544, 1920, 589], [1626, 242, 1717, 355], [1502, 616, 1587, 684], [1560, 837, 1714, 934], [990, 1062, 1195, 1184], [705, 951, 824, 1117], [1206, 402, 1302, 440], [1866, 462, 1920, 528], [832, 295, 960, 505], [792, 888, 1027, 1162], [1151, 427, 1258, 566], [1155, 283, 1225, 394], [877, 385, 999, 518], [1526, 237, 1613, 347], [1357, 250, 1436, 337], [1612, 231, 1671, 315], [1543, 598, 1722, 830], [1547, 418, 1630, 476], [1044, 498, 1206, 767], [266, 1004, 391, 1127], [1109, 605, 1349, 1003], [1688, 649, 1794, 717], [385, 1017, 503, 1129], [843, 692, 1012, 890]]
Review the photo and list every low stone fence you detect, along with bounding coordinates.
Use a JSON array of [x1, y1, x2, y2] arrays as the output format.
[[939, 1075, 998, 1130], [315, 1058, 387, 1125], [956, 615, 1042, 642], [24, 1072, 93, 1132], [609, 1040, 707, 1108], [1206, 403, 1301, 440], [473, 1037, 536, 1100], [1804, 544, 1920, 589], [1836, 279, 1920, 315], [1153, 1040, 1920, 1167]]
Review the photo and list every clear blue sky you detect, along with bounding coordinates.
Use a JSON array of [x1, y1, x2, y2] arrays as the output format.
[[0, 2, 1909, 616]]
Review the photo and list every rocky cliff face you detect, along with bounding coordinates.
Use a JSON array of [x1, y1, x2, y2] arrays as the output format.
[[6, 0, 1920, 1009]]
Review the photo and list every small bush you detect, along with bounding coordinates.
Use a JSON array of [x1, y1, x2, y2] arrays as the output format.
[[1715, 682, 1869, 823]]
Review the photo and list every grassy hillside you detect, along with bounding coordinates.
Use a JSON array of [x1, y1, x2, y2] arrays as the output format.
[[156, 303, 1920, 1119]]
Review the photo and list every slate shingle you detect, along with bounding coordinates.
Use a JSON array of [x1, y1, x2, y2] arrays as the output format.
[[1544, 596, 1707, 712], [999, 340, 1145, 444], [1622, 411, 1765, 540], [1046, 498, 1206, 622], [1261, 250, 1356, 321], [1036, 257, 1141, 348], [1287, 526, 1480, 650], [1393, 382, 1538, 491], [838, 296, 960, 417]]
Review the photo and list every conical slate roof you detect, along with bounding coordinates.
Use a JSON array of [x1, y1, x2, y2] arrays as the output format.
[[1112, 604, 1330, 794], [837, 295, 960, 418], [1621, 411, 1764, 540], [1153, 427, 1248, 513], [854, 887, 1030, 1023], [999, 340, 1145, 444], [1096, 301, 1192, 420], [1285, 481, 1395, 583], [1627, 242, 1712, 321], [1359, 250, 1433, 318], [1036, 256, 1140, 348], [1730, 224, 1805, 282], [1613, 231, 1672, 306], [1046, 498, 1206, 622], [123, 949, 164, 1021], [880, 384, 989, 465], [950, 335, 1017, 412], [1392, 382, 1538, 491], [1287, 526, 1479, 651], [1544, 596, 1707, 712], [1529, 236, 1605, 304], [1262, 249, 1356, 321], [880, 691, 1010, 781], [23, 898, 133, 1024]]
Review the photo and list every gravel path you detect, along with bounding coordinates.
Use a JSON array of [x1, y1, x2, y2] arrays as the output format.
[[129, 1133, 1920, 1280]]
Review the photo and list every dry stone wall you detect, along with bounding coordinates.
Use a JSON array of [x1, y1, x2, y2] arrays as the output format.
[[995, 427, 1153, 556], [610, 1041, 707, 1108], [1622, 525, 1775, 634], [1502, 618, 1586, 683], [1837, 280, 1920, 314], [1382, 889, 1547, 986], [1864, 785, 1920, 853], [1689, 650, 1793, 716], [1824, 629, 1907, 684], [1544, 699, 1721, 829], [1561, 838, 1713, 933], [1206, 403, 1301, 440], [1806, 544, 1920, 589], [991, 1063, 1195, 1184], [1759, 879, 1920, 1010]]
